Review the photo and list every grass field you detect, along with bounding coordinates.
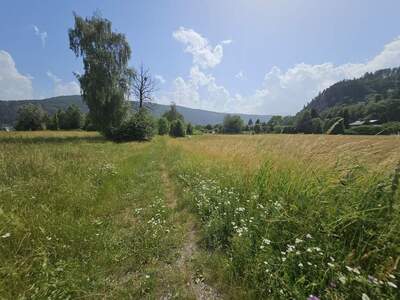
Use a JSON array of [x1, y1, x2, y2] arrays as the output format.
[[1, 131, 399, 299]]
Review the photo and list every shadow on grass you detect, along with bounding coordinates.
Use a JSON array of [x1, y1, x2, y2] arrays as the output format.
[[0, 135, 106, 144]]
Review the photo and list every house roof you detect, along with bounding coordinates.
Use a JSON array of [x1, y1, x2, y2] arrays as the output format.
[[349, 120, 365, 126]]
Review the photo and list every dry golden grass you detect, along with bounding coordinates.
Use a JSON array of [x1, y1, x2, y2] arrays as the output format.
[[168, 134, 400, 172], [0, 130, 99, 139]]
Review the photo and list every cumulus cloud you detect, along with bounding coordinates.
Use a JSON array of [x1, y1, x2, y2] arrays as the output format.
[[0, 50, 33, 100], [250, 37, 400, 115], [33, 25, 47, 47], [155, 74, 166, 84], [173, 27, 228, 69], [47, 71, 80, 96], [163, 29, 400, 115], [158, 65, 232, 112]]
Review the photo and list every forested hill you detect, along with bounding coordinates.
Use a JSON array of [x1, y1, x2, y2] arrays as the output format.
[[305, 67, 400, 113], [0, 95, 271, 126]]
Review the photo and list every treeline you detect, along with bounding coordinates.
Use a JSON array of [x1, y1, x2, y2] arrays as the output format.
[[291, 67, 400, 135], [13, 102, 197, 137], [14, 104, 88, 131], [194, 111, 400, 136]]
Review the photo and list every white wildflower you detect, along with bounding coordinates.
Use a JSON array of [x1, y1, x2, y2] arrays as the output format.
[[1, 232, 10, 238], [263, 238, 271, 245], [339, 275, 347, 284], [387, 281, 398, 289], [362, 293, 370, 300]]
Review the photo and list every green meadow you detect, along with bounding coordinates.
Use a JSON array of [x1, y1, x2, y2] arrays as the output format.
[[0, 131, 399, 299]]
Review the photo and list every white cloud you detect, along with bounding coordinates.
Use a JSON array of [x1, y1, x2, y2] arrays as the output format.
[[162, 31, 400, 115], [221, 39, 233, 45], [235, 71, 245, 80], [173, 27, 227, 69], [0, 50, 33, 100], [155, 74, 166, 84], [33, 25, 47, 47], [47, 71, 80, 96], [158, 65, 232, 112], [249, 37, 400, 115]]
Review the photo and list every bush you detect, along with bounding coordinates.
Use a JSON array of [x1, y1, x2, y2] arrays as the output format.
[[158, 117, 170, 135], [382, 122, 400, 134], [186, 123, 194, 135], [223, 115, 243, 134], [169, 119, 186, 137], [83, 114, 97, 131], [108, 109, 155, 141], [346, 125, 384, 135], [15, 104, 46, 131], [254, 124, 262, 134]]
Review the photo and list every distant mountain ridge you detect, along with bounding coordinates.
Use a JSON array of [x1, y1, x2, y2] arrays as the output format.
[[0, 95, 271, 126]]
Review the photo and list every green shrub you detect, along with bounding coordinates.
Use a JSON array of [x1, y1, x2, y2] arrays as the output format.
[[254, 124, 262, 134], [186, 123, 194, 135], [169, 120, 186, 137], [108, 109, 155, 141], [158, 117, 170, 135], [382, 122, 400, 134], [346, 125, 384, 135]]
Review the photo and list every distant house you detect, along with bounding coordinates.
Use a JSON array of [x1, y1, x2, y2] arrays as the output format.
[[349, 120, 365, 126], [349, 119, 380, 127], [0, 125, 13, 132]]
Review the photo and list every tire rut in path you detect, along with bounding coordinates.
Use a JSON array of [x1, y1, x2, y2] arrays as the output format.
[[160, 164, 220, 300]]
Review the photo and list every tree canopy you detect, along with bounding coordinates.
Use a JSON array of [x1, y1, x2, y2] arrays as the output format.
[[222, 115, 243, 134], [69, 12, 134, 134]]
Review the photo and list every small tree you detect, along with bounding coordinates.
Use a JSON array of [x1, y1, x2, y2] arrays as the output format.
[[222, 115, 243, 134], [186, 122, 194, 135], [295, 110, 313, 133], [158, 117, 170, 135], [170, 119, 186, 137], [254, 123, 262, 134], [47, 110, 60, 130], [205, 124, 213, 132], [63, 105, 83, 129], [15, 104, 46, 131], [311, 117, 323, 134], [163, 103, 184, 122], [131, 64, 156, 109]]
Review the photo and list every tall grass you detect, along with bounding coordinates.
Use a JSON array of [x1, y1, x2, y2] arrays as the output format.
[[167, 135, 400, 299], [0, 132, 185, 299]]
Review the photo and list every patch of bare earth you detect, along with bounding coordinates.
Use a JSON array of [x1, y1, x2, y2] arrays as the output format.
[[160, 164, 220, 300]]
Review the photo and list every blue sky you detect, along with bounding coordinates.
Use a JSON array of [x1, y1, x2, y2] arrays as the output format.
[[1, 0, 400, 114]]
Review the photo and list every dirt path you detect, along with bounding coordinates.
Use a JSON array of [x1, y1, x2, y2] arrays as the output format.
[[160, 164, 220, 300]]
